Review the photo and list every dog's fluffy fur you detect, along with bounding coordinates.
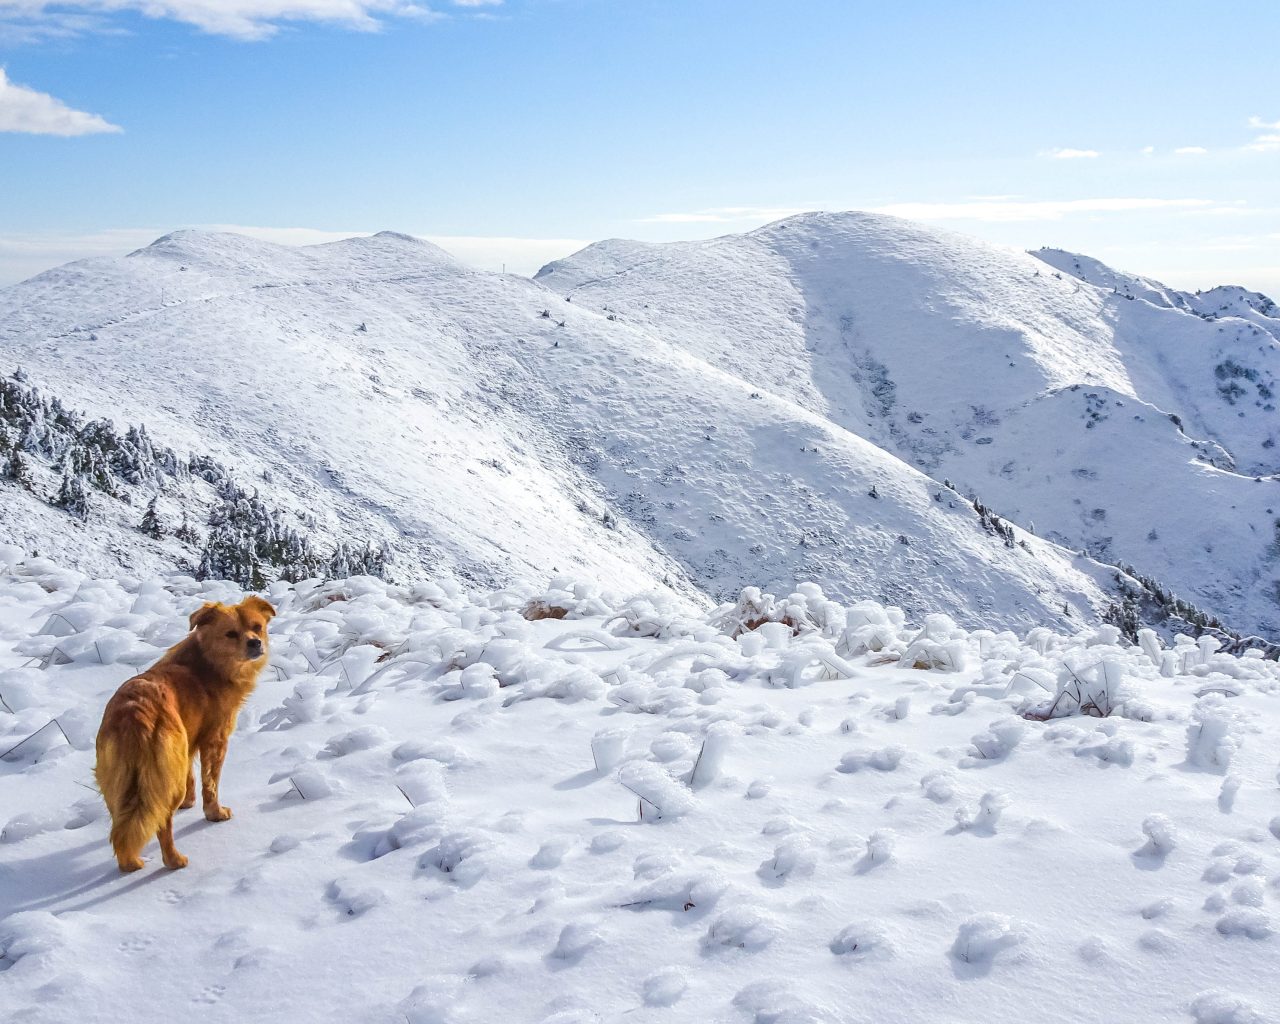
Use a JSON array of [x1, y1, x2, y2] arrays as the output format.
[[94, 596, 275, 872]]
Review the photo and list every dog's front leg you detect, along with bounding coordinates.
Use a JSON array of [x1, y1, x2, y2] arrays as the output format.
[[200, 735, 232, 822]]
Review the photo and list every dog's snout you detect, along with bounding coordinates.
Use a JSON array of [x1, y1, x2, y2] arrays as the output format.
[[246, 637, 264, 656]]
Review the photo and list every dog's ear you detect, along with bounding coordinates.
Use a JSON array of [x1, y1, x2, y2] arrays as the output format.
[[189, 602, 220, 631], [241, 595, 276, 623]]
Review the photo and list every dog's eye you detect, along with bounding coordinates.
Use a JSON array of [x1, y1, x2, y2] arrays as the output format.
[[226, 630, 239, 639]]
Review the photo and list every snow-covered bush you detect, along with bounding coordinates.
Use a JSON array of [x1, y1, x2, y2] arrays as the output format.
[[1185, 694, 1246, 771], [962, 719, 1025, 763], [836, 601, 905, 657], [619, 762, 695, 822], [950, 913, 1025, 967], [521, 579, 612, 621], [709, 586, 820, 638], [900, 613, 967, 671], [837, 745, 906, 773], [1137, 813, 1176, 857], [1022, 658, 1133, 720], [604, 594, 708, 639]]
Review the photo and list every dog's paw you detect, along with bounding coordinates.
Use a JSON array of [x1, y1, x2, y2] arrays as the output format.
[[205, 805, 232, 822], [164, 852, 189, 870], [180, 797, 196, 810], [118, 856, 146, 873]]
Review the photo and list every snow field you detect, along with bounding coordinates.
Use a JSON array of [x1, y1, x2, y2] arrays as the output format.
[[1, 559, 1279, 1023]]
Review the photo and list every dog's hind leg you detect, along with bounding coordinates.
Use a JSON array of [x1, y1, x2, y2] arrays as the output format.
[[157, 811, 188, 870], [200, 735, 233, 822], [180, 765, 196, 809], [110, 817, 148, 873]]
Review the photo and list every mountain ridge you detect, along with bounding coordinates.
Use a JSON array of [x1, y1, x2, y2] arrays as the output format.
[[2, 214, 1276, 639]]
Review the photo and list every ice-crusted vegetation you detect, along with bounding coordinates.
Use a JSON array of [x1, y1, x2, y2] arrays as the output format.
[[2, 556, 1279, 1022]]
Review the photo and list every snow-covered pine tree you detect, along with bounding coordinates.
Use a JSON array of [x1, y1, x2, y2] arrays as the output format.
[[139, 495, 164, 538], [4, 449, 31, 488], [197, 523, 266, 589], [53, 472, 92, 521], [175, 511, 201, 546]]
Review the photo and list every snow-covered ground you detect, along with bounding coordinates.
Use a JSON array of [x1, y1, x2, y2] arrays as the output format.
[[3, 554, 1279, 1023]]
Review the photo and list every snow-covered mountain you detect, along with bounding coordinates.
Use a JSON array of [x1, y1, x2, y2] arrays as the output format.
[[0, 225, 1127, 636], [537, 212, 1280, 639]]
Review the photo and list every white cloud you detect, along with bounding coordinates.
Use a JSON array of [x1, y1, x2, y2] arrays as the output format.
[[1174, 146, 1207, 155], [636, 198, 1228, 229], [0, 224, 583, 286], [0, 68, 120, 135], [637, 205, 811, 225], [1244, 116, 1280, 153], [1141, 146, 1155, 155], [1044, 147, 1099, 160], [868, 197, 1215, 222], [0, 1, 474, 40]]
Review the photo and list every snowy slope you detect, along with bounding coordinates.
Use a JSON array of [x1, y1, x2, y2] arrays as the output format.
[[2, 558, 1280, 1023], [0, 228, 1120, 634], [536, 213, 1280, 638]]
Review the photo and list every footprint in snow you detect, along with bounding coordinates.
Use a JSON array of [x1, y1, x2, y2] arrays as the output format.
[[589, 832, 625, 854], [1141, 897, 1176, 920], [919, 769, 958, 803], [118, 936, 153, 955], [641, 967, 688, 1007], [732, 981, 836, 1023], [530, 838, 572, 869], [1138, 928, 1179, 954], [547, 922, 603, 966], [745, 778, 771, 799], [191, 984, 226, 1005], [1231, 878, 1265, 907]]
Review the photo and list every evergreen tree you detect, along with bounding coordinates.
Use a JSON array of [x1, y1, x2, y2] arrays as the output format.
[[4, 449, 31, 488], [139, 495, 165, 538], [175, 511, 202, 546], [197, 524, 266, 589], [53, 472, 92, 521]]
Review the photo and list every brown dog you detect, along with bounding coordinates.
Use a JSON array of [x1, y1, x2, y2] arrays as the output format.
[[94, 596, 275, 872]]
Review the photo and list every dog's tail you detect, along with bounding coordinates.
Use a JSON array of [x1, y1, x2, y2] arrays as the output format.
[[94, 681, 188, 871]]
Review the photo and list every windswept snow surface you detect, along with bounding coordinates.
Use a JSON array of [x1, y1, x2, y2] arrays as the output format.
[[0, 226, 1119, 634], [538, 212, 1280, 638], [3, 557, 1280, 1023]]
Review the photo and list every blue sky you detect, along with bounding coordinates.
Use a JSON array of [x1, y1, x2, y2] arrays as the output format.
[[1, 0, 1278, 291]]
